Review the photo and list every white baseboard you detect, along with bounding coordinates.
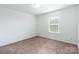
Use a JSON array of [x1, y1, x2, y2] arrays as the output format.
[[37, 35, 77, 45], [0, 35, 77, 47], [0, 35, 36, 47]]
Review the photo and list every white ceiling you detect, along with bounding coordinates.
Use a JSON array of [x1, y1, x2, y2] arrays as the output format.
[[0, 4, 74, 15]]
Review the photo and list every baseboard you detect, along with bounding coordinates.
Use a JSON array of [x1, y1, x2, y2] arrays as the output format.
[[0, 35, 77, 47], [37, 35, 77, 46], [0, 35, 36, 47]]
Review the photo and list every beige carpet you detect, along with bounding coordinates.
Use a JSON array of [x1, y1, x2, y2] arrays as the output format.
[[0, 36, 78, 54]]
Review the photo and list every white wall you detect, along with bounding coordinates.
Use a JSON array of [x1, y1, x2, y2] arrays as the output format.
[[37, 5, 77, 45], [0, 5, 77, 47], [78, 5, 79, 50], [0, 6, 36, 46]]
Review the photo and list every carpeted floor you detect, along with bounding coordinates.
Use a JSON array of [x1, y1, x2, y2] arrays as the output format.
[[0, 36, 78, 54]]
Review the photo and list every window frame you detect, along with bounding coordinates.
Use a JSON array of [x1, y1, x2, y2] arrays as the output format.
[[48, 16, 60, 33]]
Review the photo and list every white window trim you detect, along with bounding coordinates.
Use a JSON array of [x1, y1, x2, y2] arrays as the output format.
[[48, 17, 60, 33]]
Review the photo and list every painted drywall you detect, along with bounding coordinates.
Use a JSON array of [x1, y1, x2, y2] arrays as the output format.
[[37, 5, 77, 45], [78, 5, 79, 50], [0, 6, 36, 46]]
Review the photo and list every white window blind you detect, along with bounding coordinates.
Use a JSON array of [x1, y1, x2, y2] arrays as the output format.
[[48, 16, 60, 33]]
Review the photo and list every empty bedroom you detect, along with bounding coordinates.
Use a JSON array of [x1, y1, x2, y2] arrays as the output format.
[[0, 4, 78, 54]]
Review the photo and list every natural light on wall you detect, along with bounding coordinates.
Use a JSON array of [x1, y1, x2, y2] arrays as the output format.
[[48, 16, 60, 33], [32, 4, 41, 8]]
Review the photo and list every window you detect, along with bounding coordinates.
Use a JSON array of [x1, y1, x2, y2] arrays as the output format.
[[48, 16, 60, 33]]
